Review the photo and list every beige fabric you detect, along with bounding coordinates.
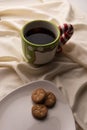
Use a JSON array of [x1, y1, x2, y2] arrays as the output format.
[[0, 0, 87, 130]]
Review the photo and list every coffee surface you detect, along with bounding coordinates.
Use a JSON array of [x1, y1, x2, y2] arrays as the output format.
[[24, 27, 55, 44]]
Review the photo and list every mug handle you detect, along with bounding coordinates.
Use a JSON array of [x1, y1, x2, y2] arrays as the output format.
[[57, 23, 74, 52]]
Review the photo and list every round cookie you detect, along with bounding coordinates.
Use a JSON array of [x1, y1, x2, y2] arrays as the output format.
[[32, 104, 48, 120], [32, 88, 46, 104], [44, 91, 56, 108]]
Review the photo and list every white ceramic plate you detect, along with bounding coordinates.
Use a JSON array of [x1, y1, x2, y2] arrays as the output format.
[[0, 80, 76, 130]]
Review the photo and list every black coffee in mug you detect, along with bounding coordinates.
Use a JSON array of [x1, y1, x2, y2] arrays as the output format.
[[24, 27, 56, 44], [21, 20, 60, 65], [21, 20, 73, 65]]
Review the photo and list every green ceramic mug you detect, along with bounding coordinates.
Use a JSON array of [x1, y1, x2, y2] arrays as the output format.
[[21, 20, 73, 65]]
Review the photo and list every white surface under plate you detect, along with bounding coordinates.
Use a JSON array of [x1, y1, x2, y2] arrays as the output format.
[[0, 80, 76, 130]]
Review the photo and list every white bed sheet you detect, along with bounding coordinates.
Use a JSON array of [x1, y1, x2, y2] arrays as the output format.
[[68, 0, 87, 12]]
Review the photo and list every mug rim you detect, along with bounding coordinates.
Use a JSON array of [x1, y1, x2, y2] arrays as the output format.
[[21, 20, 60, 47]]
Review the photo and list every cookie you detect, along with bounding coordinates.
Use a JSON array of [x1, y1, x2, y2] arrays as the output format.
[[32, 88, 46, 104], [32, 104, 48, 120], [44, 91, 56, 108]]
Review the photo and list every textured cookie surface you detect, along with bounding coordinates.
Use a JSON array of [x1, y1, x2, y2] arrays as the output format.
[[32, 104, 48, 120], [44, 91, 56, 108], [32, 88, 46, 104]]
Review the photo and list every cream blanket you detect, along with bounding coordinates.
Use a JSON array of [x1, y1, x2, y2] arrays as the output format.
[[0, 0, 87, 130]]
